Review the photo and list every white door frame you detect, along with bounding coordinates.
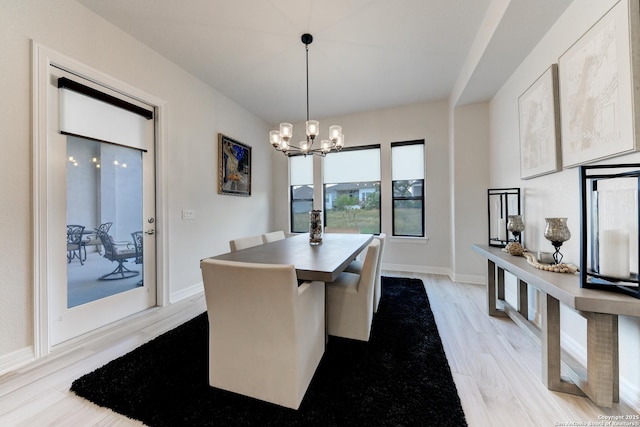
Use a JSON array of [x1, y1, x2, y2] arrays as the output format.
[[32, 41, 169, 357]]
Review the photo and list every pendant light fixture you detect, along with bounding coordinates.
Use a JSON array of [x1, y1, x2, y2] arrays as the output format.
[[269, 34, 344, 157]]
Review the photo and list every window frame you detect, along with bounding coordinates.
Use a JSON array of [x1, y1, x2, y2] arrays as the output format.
[[391, 140, 425, 237], [289, 154, 314, 233], [322, 144, 381, 234], [290, 184, 314, 233]]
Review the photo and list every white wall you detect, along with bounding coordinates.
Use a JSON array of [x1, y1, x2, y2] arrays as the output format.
[[271, 101, 453, 275], [490, 0, 640, 408], [0, 0, 271, 360], [450, 103, 491, 283]]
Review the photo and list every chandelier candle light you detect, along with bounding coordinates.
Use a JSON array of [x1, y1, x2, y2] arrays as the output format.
[[269, 34, 344, 157]]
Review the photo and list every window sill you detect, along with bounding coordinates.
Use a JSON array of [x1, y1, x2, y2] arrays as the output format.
[[388, 236, 429, 245]]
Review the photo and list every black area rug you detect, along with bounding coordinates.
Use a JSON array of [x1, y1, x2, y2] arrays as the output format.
[[71, 277, 467, 426]]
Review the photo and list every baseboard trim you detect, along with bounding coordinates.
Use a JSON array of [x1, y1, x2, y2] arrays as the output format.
[[450, 272, 485, 285], [383, 263, 450, 276], [561, 330, 587, 367], [383, 263, 485, 285], [170, 282, 204, 304], [561, 331, 640, 410], [0, 346, 35, 377], [621, 377, 640, 412]]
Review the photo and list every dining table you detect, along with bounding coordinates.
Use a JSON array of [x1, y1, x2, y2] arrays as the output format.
[[208, 232, 374, 282]]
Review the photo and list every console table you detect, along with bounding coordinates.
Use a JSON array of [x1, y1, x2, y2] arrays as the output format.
[[472, 244, 640, 407]]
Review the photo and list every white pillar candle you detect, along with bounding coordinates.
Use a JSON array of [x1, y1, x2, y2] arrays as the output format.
[[599, 229, 630, 278], [498, 219, 506, 241]]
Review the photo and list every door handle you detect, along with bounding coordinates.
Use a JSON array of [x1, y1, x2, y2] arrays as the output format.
[[144, 229, 155, 235]]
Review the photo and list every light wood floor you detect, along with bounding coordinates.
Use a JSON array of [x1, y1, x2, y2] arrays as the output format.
[[0, 272, 637, 426]]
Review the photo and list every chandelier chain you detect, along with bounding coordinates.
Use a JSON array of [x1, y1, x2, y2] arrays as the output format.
[[306, 43, 310, 123]]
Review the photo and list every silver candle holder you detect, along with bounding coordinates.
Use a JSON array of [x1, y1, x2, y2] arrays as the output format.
[[507, 215, 525, 244], [544, 217, 570, 265]]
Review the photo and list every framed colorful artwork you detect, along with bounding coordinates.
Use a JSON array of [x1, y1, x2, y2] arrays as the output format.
[[218, 133, 251, 196]]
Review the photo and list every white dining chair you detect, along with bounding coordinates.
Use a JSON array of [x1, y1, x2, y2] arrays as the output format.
[[326, 239, 380, 341], [344, 233, 386, 312], [200, 259, 325, 410], [262, 230, 285, 243], [229, 235, 264, 252]]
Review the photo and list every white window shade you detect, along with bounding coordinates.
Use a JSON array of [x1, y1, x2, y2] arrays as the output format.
[[58, 78, 153, 151], [290, 155, 313, 185], [392, 143, 424, 180], [323, 148, 380, 183]]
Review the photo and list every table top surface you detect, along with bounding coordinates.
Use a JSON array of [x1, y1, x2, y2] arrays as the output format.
[[209, 233, 374, 282], [472, 244, 640, 317]]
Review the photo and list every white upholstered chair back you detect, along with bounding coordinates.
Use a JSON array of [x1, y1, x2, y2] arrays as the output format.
[[200, 259, 325, 409], [229, 234, 264, 252], [326, 239, 380, 341], [262, 230, 285, 243], [372, 233, 386, 311], [344, 233, 386, 312]]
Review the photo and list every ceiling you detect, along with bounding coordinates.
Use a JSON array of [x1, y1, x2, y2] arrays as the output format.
[[76, 0, 573, 126]]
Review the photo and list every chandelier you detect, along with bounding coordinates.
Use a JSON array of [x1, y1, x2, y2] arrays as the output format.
[[269, 33, 344, 157]]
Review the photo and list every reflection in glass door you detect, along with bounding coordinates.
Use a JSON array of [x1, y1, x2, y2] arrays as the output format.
[[66, 137, 143, 308]]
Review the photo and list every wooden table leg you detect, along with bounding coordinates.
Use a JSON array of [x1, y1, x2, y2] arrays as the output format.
[[517, 278, 528, 319], [541, 292, 584, 396], [486, 259, 507, 317], [541, 292, 560, 389], [585, 312, 619, 407]]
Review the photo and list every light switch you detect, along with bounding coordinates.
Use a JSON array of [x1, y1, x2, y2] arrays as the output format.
[[182, 209, 195, 220]]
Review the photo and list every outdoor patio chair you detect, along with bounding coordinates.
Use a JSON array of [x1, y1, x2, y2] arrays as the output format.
[[96, 228, 139, 280], [67, 224, 86, 265]]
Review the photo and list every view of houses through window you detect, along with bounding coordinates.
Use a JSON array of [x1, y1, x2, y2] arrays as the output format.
[[324, 181, 381, 234], [391, 141, 425, 237], [289, 142, 425, 236], [323, 146, 381, 234]]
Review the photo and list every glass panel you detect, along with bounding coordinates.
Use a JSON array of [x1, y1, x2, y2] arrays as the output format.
[[324, 182, 380, 234], [392, 144, 424, 180], [291, 184, 313, 233], [66, 136, 143, 308], [393, 180, 423, 197], [394, 199, 423, 236], [487, 188, 520, 246], [594, 177, 638, 278]]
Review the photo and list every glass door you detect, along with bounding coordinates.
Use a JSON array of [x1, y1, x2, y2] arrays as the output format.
[[50, 67, 156, 345], [66, 137, 145, 307]]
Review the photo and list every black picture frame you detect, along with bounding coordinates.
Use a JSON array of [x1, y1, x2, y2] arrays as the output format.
[[218, 133, 252, 197]]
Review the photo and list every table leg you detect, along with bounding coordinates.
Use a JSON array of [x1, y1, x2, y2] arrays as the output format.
[[585, 312, 619, 407], [517, 279, 528, 319], [541, 292, 583, 396], [487, 260, 496, 316], [497, 266, 505, 300], [486, 260, 506, 317], [541, 292, 560, 389]]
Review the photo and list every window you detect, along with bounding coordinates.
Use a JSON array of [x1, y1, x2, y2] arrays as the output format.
[[391, 141, 425, 237], [290, 154, 314, 233], [323, 145, 381, 234]]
